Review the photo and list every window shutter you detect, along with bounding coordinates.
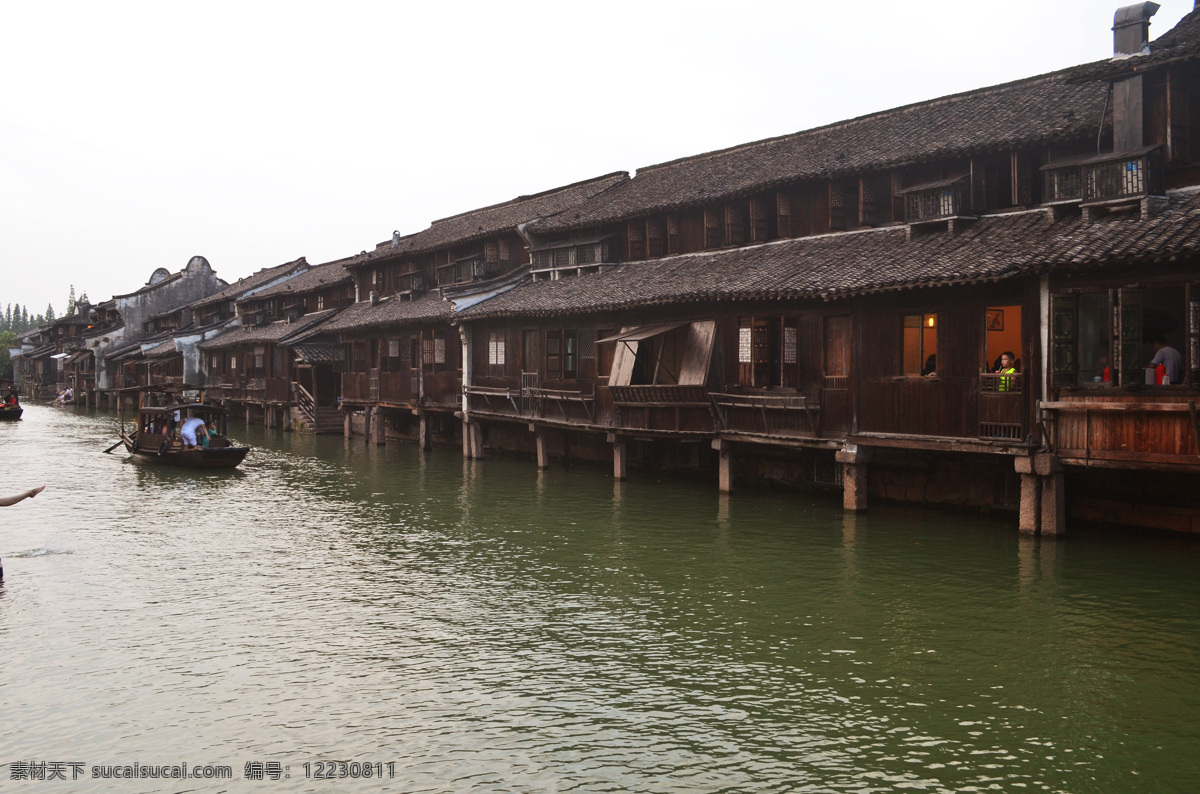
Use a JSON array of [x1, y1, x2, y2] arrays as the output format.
[[749, 198, 769, 241], [829, 183, 847, 231], [627, 222, 645, 260], [1188, 282, 1200, 387], [1050, 294, 1078, 386], [1117, 288, 1143, 386], [776, 192, 791, 238], [647, 218, 664, 257], [704, 209, 722, 248], [725, 205, 744, 245]]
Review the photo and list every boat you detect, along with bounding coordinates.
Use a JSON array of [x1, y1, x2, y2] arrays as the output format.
[[117, 386, 249, 469], [0, 380, 21, 420]]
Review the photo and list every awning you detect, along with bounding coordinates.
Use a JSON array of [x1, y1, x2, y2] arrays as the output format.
[[596, 322, 690, 344], [50, 352, 70, 360], [293, 343, 339, 364]]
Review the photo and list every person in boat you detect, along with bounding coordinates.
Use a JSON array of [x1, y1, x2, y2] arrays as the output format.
[[179, 416, 208, 450], [0, 485, 45, 506], [4, 392, 18, 408]]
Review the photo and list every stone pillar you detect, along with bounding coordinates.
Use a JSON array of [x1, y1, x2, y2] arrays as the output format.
[[245, 405, 252, 426], [611, 434, 627, 481], [344, 410, 353, 439], [836, 444, 873, 512], [469, 419, 484, 459], [535, 430, 549, 469], [419, 411, 433, 451], [713, 439, 732, 493], [371, 407, 385, 446], [462, 418, 472, 459], [1014, 456, 1040, 535], [1036, 453, 1066, 537]]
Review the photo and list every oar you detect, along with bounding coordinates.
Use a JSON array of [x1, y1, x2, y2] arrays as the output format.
[[103, 438, 125, 454]]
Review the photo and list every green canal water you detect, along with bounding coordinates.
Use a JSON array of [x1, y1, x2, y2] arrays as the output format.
[[2, 404, 1199, 792]]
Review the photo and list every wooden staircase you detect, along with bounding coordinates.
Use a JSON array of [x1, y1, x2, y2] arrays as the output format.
[[295, 383, 343, 434]]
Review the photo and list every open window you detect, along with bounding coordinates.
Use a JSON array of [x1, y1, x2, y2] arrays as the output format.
[[902, 313, 938, 376], [601, 321, 716, 387]]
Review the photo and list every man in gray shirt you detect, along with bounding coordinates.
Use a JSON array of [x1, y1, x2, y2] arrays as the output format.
[[1148, 337, 1184, 384]]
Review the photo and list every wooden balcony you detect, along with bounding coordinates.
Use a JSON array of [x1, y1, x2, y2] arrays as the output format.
[[902, 175, 971, 223], [1041, 393, 1200, 469], [710, 391, 820, 438], [978, 371, 1027, 441], [609, 385, 714, 434], [1041, 146, 1163, 207]]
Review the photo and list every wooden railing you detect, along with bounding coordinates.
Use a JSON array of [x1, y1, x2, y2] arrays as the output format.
[[1040, 395, 1200, 466], [710, 391, 820, 437], [609, 385, 713, 433], [294, 382, 316, 425], [979, 371, 1026, 441]]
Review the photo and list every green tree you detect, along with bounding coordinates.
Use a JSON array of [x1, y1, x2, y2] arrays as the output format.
[[44, 303, 55, 322], [0, 330, 17, 380], [66, 285, 76, 316]]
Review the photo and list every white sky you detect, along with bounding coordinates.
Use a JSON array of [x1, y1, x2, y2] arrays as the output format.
[[1, 0, 1192, 317]]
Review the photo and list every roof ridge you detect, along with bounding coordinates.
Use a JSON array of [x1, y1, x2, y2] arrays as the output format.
[[425, 171, 629, 227], [632, 65, 1103, 177]]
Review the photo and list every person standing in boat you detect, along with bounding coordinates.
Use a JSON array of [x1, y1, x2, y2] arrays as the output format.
[[179, 416, 208, 450]]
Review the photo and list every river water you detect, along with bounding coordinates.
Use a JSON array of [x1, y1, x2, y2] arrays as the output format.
[[1, 404, 1198, 792]]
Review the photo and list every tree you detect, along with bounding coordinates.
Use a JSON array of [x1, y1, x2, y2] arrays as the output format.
[[66, 285, 76, 316], [45, 303, 55, 322], [0, 330, 17, 379]]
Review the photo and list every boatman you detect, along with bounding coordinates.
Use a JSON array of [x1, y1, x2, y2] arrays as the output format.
[[180, 416, 208, 450]]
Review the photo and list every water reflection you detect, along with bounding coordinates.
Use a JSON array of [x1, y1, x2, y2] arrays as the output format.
[[1, 405, 1198, 791]]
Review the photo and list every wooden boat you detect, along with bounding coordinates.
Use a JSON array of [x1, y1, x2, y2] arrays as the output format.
[[117, 386, 249, 469], [0, 381, 20, 420]]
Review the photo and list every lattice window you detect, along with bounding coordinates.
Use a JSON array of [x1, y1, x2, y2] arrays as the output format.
[[829, 183, 847, 231], [498, 239, 510, 261], [704, 209, 722, 248], [860, 179, 878, 227], [578, 328, 595, 360], [725, 205, 744, 245], [485, 241, 498, 264], [783, 326, 797, 364], [488, 331, 505, 376], [533, 250, 553, 269], [891, 173, 905, 222], [647, 218, 665, 257], [554, 248, 572, 268], [576, 244, 596, 265], [738, 325, 752, 364], [750, 198, 769, 241], [627, 222, 645, 259], [1013, 152, 1034, 205]]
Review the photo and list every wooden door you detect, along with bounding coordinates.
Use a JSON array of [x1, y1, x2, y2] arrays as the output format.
[[821, 315, 852, 434]]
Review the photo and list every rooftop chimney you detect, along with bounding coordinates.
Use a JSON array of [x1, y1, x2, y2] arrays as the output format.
[[1112, 2, 1160, 151], [1114, 2, 1160, 55]]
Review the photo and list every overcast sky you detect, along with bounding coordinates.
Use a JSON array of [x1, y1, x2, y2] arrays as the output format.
[[1, 0, 1192, 317]]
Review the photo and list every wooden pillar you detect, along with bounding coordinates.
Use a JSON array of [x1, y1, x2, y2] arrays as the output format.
[[245, 405, 252, 426], [611, 433, 627, 481], [344, 409, 353, 439], [462, 418, 472, 459], [713, 439, 732, 493], [363, 407, 373, 444], [535, 429, 549, 469], [836, 445, 873, 512]]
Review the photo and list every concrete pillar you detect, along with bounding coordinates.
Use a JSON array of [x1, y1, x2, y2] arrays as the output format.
[[535, 430, 549, 469], [344, 410, 353, 439], [462, 418, 471, 459], [713, 439, 732, 493], [836, 445, 873, 512], [612, 435, 627, 481]]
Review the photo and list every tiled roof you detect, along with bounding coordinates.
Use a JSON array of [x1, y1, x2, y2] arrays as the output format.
[[198, 309, 340, 350], [246, 259, 354, 301], [320, 292, 452, 333], [460, 189, 1200, 319], [143, 339, 178, 358], [186, 257, 309, 310], [1070, 8, 1200, 82], [528, 70, 1110, 235], [352, 173, 629, 266]]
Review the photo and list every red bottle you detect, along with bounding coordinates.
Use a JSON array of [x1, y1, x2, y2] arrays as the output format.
[[1156, 363, 1168, 385]]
